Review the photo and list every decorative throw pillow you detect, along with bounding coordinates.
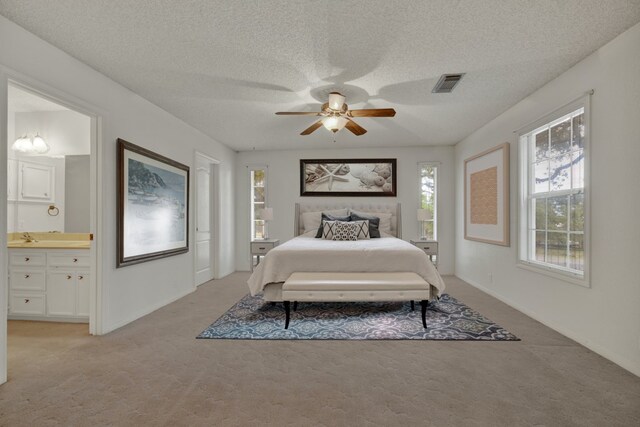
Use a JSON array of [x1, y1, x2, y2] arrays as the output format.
[[301, 209, 348, 233], [315, 213, 351, 238], [350, 219, 370, 239], [332, 221, 359, 241], [350, 210, 392, 235], [350, 213, 380, 238], [320, 220, 343, 240]]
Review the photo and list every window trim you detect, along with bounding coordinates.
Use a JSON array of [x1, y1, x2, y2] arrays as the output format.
[[417, 161, 439, 241], [516, 94, 591, 287], [248, 164, 268, 241]]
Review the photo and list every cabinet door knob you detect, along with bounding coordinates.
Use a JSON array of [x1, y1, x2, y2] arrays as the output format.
[[24, 299, 30, 303], [259, 247, 265, 250], [67, 275, 72, 280], [25, 257, 30, 261], [73, 258, 78, 262], [78, 276, 84, 280], [24, 274, 30, 279]]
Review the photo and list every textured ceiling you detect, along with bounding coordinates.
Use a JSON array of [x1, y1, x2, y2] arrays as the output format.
[[1, 1, 639, 151]]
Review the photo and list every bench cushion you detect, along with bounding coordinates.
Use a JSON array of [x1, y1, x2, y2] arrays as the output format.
[[283, 272, 429, 291], [282, 272, 431, 302]]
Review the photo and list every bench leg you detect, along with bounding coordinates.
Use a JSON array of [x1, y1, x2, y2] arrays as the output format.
[[420, 300, 428, 329], [410, 300, 415, 311], [293, 301, 298, 312], [284, 301, 291, 329]]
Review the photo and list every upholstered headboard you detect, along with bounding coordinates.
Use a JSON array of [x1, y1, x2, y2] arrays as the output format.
[[294, 202, 402, 238]]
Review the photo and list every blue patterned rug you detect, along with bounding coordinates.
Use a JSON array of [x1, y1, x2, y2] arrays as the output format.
[[197, 294, 519, 340]]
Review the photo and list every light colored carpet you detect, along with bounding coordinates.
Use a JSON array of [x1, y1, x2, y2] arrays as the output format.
[[1, 273, 639, 426]]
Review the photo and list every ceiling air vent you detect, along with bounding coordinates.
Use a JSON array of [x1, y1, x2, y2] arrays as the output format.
[[432, 73, 465, 93]]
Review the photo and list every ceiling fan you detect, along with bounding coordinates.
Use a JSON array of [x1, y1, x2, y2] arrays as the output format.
[[276, 92, 396, 136]]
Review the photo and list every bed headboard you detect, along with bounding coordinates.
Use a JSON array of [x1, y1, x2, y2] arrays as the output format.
[[294, 202, 402, 238]]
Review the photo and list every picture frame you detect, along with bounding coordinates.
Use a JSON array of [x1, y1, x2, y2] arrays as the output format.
[[300, 158, 397, 197], [117, 138, 189, 267], [464, 143, 510, 246]]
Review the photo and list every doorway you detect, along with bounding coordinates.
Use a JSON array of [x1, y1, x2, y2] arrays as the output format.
[[194, 151, 219, 286], [2, 79, 101, 383]]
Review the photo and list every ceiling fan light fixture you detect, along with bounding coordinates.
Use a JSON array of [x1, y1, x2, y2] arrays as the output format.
[[322, 116, 348, 133], [328, 92, 346, 111]]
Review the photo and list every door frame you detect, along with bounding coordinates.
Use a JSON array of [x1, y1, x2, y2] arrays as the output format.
[[193, 151, 220, 286], [0, 66, 105, 384]]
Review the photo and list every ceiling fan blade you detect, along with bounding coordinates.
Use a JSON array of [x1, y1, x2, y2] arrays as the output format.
[[276, 111, 321, 115], [300, 120, 323, 135], [345, 119, 367, 136], [348, 108, 396, 117]]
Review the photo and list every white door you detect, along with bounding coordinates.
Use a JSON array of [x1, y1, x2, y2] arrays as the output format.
[[76, 272, 90, 317], [195, 158, 214, 285]]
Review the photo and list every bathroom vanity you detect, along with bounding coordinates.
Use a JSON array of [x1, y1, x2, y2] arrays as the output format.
[[7, 233, 91, 322]]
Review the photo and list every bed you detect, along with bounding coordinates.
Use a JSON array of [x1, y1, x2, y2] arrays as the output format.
[[247, 203, 445, 301]]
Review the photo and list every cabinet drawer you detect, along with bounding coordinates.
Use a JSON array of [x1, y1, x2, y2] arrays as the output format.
[[10, 253, 46, 266], [10, 269, 46, 291], [413, 242, 438, 254], [10, 293, 46, 315], [251, 242, 274, 255], [48, 254, 90, 267]]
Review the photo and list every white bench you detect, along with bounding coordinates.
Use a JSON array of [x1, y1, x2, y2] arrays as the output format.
[[281, 272, 432, 329]]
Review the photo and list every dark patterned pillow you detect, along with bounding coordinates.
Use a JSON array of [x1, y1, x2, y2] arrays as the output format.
[[350, 213, 380, 238], [350, 220, 370, 239], [332, 221, 359, 241], [315, 213, 351, 238]]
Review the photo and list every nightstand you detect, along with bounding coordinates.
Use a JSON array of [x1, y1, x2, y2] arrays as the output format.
[[410, 239, 438, 268], [250, 239, 279, 271]]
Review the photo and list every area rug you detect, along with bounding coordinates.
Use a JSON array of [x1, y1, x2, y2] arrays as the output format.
[[197, 294, 519, 340]]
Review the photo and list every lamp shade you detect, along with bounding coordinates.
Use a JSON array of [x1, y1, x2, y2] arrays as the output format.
[[32, 134, 50, 154], [322, 116, 348, 133], [417, 209, 432, 221], [328, 92, 346, 111], [12, 135, 32, 153], [260, 207, 273, 221]]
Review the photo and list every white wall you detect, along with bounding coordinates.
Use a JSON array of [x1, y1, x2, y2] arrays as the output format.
[[0, 15, 237, 339], [454, 22, 640, 376], [236, 146, 455, 274]]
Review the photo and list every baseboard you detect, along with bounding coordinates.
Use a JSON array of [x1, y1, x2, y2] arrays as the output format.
[[8, 315, 88, 323], [456, 274, 640, 378], [103, 286, 196, 334]]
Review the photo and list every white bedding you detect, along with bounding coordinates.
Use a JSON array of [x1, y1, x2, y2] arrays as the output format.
[[247, 231, 446, 296]]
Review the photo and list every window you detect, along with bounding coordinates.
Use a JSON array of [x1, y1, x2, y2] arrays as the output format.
[[418, 163, 438, 240], [518, 99, 588, 283], [249, 166, 267, 240]]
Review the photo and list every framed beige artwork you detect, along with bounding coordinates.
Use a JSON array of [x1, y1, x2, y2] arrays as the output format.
[[464, 143, 510, 246]]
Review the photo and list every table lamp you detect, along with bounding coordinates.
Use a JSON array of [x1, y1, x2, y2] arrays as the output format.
[[417, 208, 432, 240], [260, 207, 273, 239]]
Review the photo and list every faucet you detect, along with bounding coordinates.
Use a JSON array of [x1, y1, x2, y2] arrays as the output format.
[[21, 232, 37, 243]]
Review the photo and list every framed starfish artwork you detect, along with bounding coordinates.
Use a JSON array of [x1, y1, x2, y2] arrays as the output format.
[[300, 159, 397, 197]]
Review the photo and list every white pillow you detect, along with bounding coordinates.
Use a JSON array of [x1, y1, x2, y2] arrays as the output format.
[[301, 209, 348, 233], [349, 210, 393, 235], [350, 220, 370, 240], [331, 222, 359, 241], [319, 220, 342, 240]]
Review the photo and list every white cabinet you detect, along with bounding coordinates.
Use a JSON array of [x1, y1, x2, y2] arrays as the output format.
[[8, 249, 89, 322], [76, 272, 91, 317], [7, 159, 18, 201], [47, 272, 77, 316], [18, 160, 55, 202]]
